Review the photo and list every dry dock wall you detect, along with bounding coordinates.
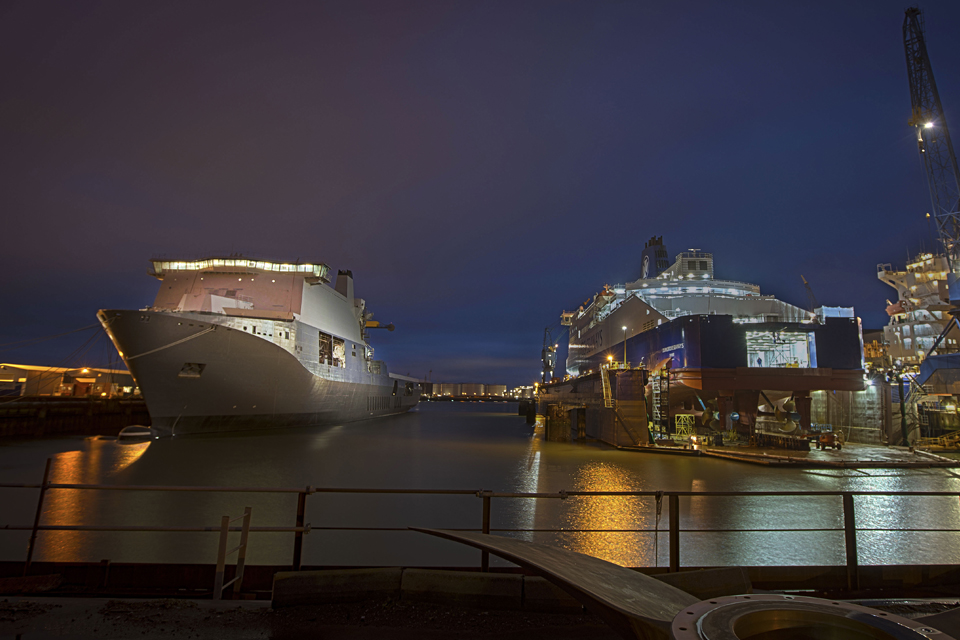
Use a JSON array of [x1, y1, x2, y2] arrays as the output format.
[[539, 370, 649, 447], [811, 385, 890, 445]]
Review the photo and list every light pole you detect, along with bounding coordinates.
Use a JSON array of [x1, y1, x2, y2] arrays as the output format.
[[622, 326, 627, 367]]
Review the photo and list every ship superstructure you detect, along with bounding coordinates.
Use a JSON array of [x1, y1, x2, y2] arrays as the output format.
[[560, 237, 864, 436], [878, 253, 959, 365], [99, 257, 419, 436]]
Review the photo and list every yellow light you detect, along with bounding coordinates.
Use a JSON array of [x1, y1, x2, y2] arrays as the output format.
[[100, 392, 107, 397], [81, 368, 89, 373], [607, 355, 613, 361]]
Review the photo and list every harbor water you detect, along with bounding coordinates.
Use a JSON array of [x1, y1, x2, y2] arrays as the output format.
[[2, 402, 959, 569]]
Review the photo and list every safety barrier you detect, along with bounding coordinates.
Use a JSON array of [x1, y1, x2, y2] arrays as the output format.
[[3, 458, 960, 594]]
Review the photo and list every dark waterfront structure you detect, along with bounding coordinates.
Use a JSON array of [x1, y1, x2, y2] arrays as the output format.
[[0, 364, 136, 398]]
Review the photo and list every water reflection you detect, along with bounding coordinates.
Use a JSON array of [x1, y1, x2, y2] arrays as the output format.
[[5, 403, 960, 567], [564, 461, 651, 567], [40, 438, 150, 561], [512, 435, 541, 541]]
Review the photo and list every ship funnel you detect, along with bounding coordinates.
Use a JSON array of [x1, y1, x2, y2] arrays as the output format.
[[335, 269, 354, 301]]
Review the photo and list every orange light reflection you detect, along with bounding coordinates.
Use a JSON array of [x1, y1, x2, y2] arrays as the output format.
[[39, 439, 150, 561], [564, 462, 652, 567]]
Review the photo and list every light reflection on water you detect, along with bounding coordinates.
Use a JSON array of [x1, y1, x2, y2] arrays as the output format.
[[1, 403, 960, 568], [563, 462, 651, 567]]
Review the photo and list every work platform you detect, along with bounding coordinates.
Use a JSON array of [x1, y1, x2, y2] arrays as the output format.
[[706, 443, 957, 468], [616, 442, 960, 468]]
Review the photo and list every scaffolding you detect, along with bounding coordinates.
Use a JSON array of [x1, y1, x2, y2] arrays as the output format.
[[651, 371, 670, 436]]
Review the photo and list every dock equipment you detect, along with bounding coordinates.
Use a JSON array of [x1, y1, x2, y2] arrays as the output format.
[[903, 8, 960, 303], [601, 366, 614, 408], [651, 371, 670, 437]]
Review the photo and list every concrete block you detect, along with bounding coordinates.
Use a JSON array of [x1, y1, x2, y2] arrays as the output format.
[[272, 568, 402, 608], [653, 567, 752, 600], [523, 576, 583, 612], [401, 569, 522, 610]]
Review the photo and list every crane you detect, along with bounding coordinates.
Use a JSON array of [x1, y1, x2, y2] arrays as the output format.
[[904, 7, 960, 298], [904, 8, 960, 356]]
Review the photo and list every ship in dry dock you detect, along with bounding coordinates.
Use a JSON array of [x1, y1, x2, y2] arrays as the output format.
[[554, 237, 864, 439], [99, 257, 420, 436]]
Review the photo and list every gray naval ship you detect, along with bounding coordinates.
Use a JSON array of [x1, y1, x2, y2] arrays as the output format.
[[99, 257, 420, 436]]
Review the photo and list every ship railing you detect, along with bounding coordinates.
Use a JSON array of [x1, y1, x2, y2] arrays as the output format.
[[4, 463, 960, 592]]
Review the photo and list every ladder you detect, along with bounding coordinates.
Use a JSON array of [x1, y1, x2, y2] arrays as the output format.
[[601, 365, 614, 408], [652, 373, 669, 435]]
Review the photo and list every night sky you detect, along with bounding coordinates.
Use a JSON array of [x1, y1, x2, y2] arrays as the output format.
[[3, 1, 960, 387]]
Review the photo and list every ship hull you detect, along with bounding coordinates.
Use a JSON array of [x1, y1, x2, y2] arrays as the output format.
[[98, 310, 419, 436]]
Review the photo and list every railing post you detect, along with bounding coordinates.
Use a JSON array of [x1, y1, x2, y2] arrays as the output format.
[[292, 488, 307, 571], [23, 457, 53, 577], [842, 493, 859, 591], [668, 494, 680, 572], [481, 491, 491, 571], [234, 506, 252, 596], [213, 515, 230, 600]]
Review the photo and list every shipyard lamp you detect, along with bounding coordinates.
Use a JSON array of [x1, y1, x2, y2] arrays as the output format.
[[924, 121, 934, 128]]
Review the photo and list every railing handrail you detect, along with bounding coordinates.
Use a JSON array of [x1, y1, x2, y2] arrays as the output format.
[[6, 458, 960, 592], [2, 482, 958, 499]]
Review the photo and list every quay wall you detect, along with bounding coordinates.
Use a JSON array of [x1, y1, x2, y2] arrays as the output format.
[[5, 560, 960, 599], [0, 397, 150, 438]]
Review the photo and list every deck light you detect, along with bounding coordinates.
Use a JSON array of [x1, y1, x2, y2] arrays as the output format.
[[925, 122, 934, 128]]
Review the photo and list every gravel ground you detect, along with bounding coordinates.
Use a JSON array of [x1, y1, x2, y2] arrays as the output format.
[[0, 597, 621, 639]]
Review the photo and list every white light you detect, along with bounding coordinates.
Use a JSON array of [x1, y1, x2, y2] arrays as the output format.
[[622, 326, 627, 331], [925, 122, 934, 129]]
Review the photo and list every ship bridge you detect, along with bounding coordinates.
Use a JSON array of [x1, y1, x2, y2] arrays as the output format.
[[150, 258, 330, 282]]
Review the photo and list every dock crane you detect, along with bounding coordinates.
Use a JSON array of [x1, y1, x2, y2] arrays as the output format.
[[903, 8, 960, 353]]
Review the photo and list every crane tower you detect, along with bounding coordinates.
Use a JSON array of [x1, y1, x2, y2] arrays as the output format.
[[904, 7, 960, 302]]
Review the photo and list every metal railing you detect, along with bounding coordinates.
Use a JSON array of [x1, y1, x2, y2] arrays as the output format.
[[3, 459, 960, 594], [213, 507, 251, 600], [1, 458, 312, 582]]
